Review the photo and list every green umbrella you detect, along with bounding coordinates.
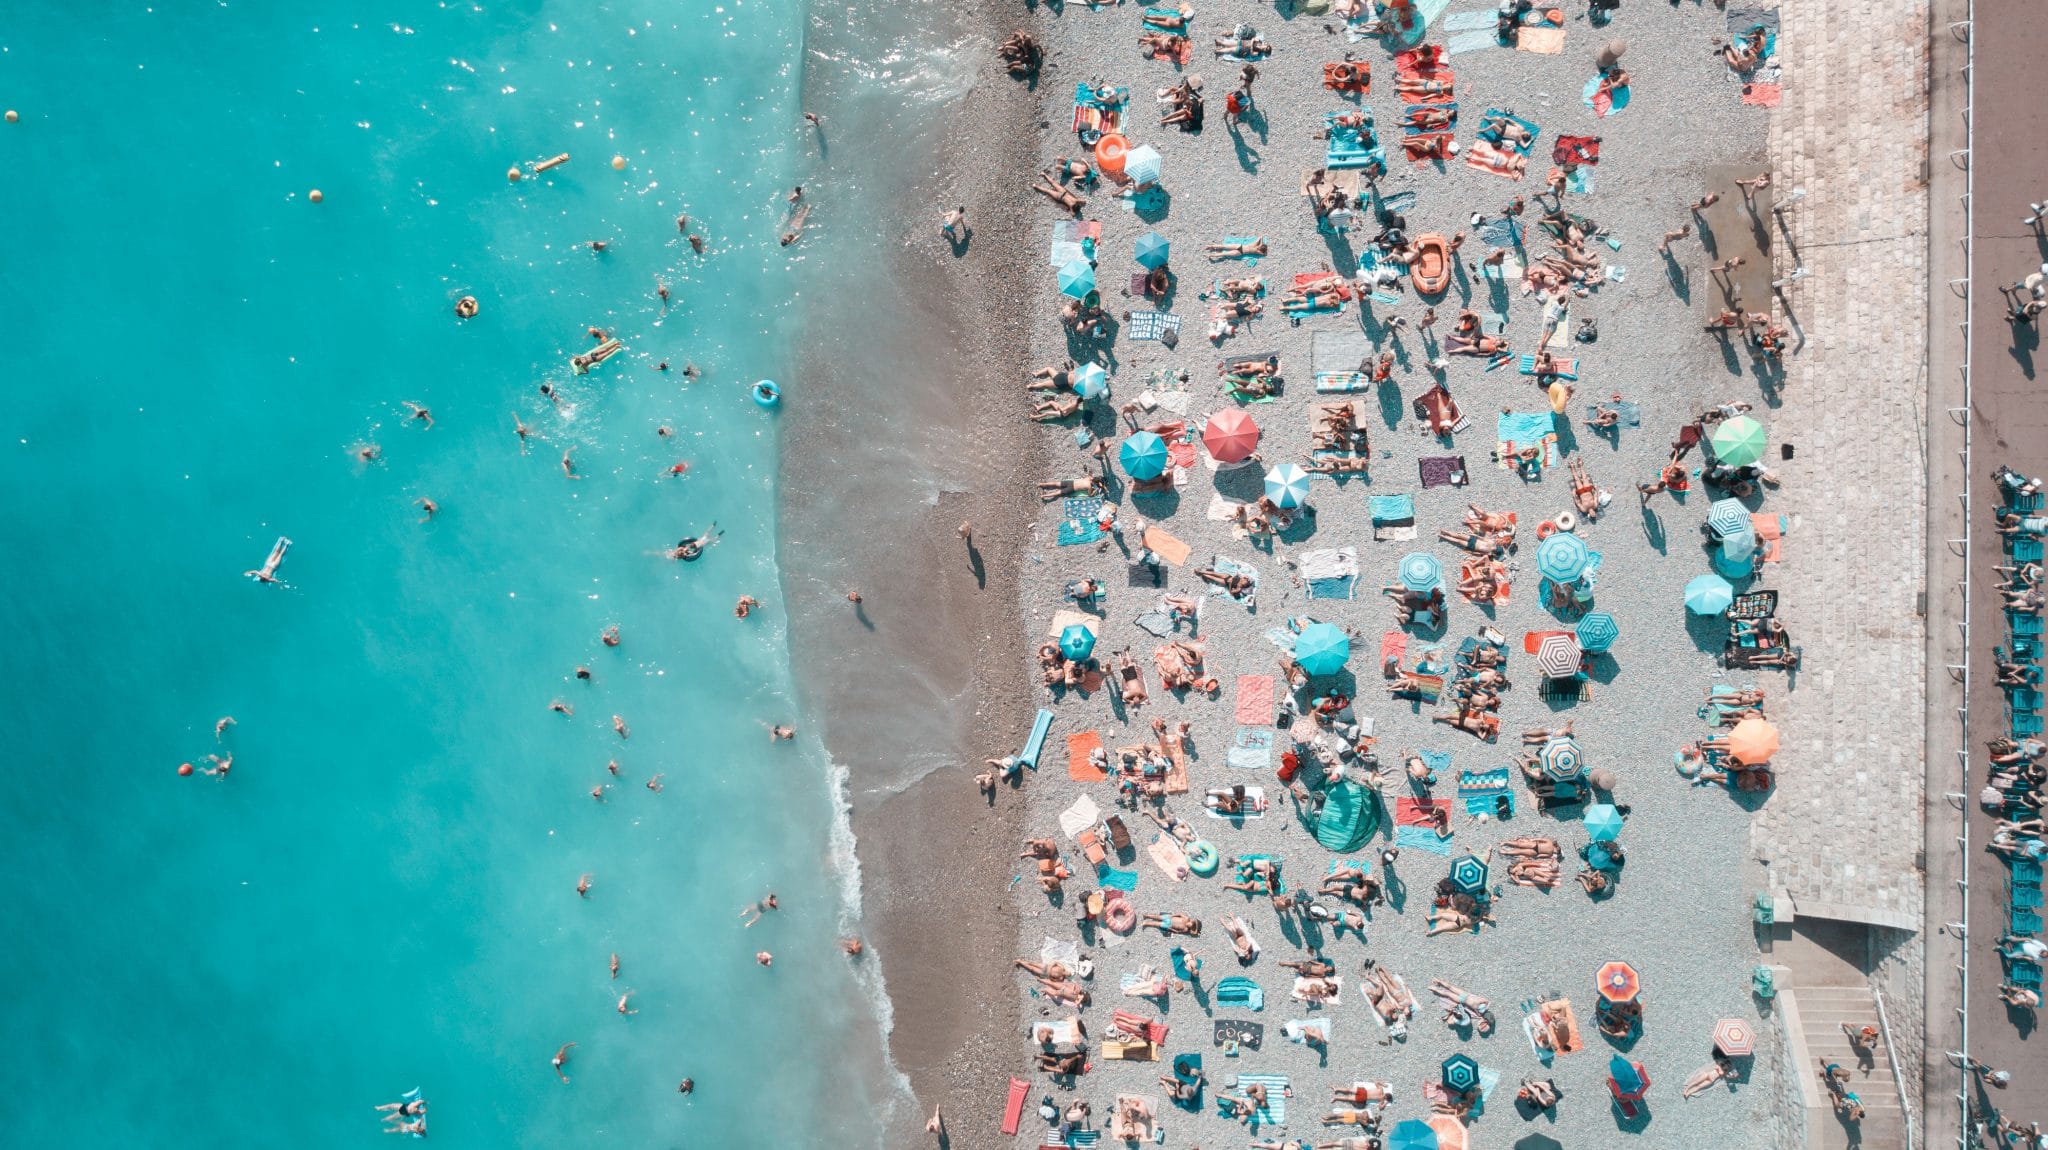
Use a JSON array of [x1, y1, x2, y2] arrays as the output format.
[[1294, 622, 1351, 677], [1059, 623, 1096, 661], [1710, 415, 1767, 467]]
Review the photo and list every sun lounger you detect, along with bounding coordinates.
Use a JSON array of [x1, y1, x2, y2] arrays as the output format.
[[2015, 882, 2046, 910], [2017, 537, 2045, 563], [2014, 908, 2045, 936], [2016, 614, 2044, 638], [1001, 1077, 1030, 1135], [1018, 708, 1055, 770], [2018, 859, 2045, 884]]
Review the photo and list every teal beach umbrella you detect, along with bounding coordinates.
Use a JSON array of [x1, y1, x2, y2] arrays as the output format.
[[1120, 431, 1169, 480], [1058, 623, 1096, 661], [1073, 362, 1109, 400], [1265, 462, 1312, 509], [1387, 1119, 1438, 1150], [1125, 144, 1163, 186], [1684, 572, 1735, 615], [1576, 612, 1620, 652], [1585, 802, 1625, 842], [1442, 1052, 1481, 1091], [1706, 498, 1751, 540], [1710, 415, 1767, 467], [1135, 230, 1171, 269], [1536, 531, 1590, 583], [1399, 552, 1444, 593], [1448, 855, 1488, 896], [1058, 257, 1096, 300], [1294, 622, 1351, 677]]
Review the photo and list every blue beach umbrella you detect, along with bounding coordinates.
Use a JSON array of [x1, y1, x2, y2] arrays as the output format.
[[1442, 1052, 1482, 1092], [1536, 530, 1590, 583], [1073, 362, 1109, 400], [1399, 552, 1444, 593], [1448, 855, 1489, 897], [1265, 462, 1312, 509], [1120, 431, 1170, 481], [1059, 623, 1096, 661], [1585, 803, 1625, 842], [1058, 257, 1096, 300], [1388, 1118, 1439, 1150], [1706, 498, 1751, 541], [1135, 230, 1171, 270], [1576, 612, 1620, 653], [1684, 572, 1735, 615], [1294, 622, 1352, 677], [1125, 143, 1163, 187], [1713, 534, 1757, 580]]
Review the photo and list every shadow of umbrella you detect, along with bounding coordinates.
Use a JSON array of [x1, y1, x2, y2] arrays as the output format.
[[1514, 1137, 1565, 1150]]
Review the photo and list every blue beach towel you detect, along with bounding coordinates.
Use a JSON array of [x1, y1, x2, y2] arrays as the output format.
[[1219, 235, 1264, 265], [1216, 976, 1265, 1011], [1231, 1074, 1289, 1124], [1059, 495, 1107, 546], [1477, 107, 1541, 155], [1308, 575, 1357, 600], [1228, 727, 1274, 770], [1517, 354, 1578, 379], [1098, 864, 1140, 891], [1370, 494, 1415, 525], [1496, 411, 1555, 444], [1395, 825, 1456, 855]]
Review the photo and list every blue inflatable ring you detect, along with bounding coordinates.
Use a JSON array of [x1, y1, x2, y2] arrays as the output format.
[[1185, 840, 1220, 876], [752, 379, 781, 407]]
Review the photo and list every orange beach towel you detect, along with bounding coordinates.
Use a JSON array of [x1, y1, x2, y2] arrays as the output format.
[[1143, 526, 1192, 567], [1068, 730, 1108, 781]]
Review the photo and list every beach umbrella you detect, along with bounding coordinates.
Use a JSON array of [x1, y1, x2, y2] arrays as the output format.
[[1713, 1017, 1757, 1057], [1441, 1052, 1481, 1092], [1265, 462, 1312, 509], [1135, 230, 1171, 270], [1073, 362, 1109, 400], [1536, 530, 1590, 583], [1536, 632, 1583, 679], [1202, 409, 1260, 463], [1596, 960, 1641, 1003], [1607, 1054, 1651, 1101], [1728, 716, 1781, 766], [1585, 802, 1625, 842], [1684, 572, 1735, 615], [1514, 1137, 1565, 1150], [1426, 1116, 1469, 1150], [1576, 612, 1620, 653], [1294, 622, 1351, 677], [1399, 551, 1445, 593], [1119, 431, 1170, 481], [1711, 415, 1768, 467], [1388, 1119, 1439, 1150], [1448, 855, 1489, 897], [1124, 143, 1163, 187], [1058, 623, 1097, 661], [1538, 736, 1585, 782], [1706, 498, 1752, 541], [1058, 257, 1096, 300]]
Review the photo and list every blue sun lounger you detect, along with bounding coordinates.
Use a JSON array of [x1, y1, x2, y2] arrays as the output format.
[[2016, 859, 2044, 885], [2015, 908, 2045, 936], [2014, 537, 2045, 563], [2012, 689, 2044, 714], [2013, 613, 2043, 638], [2013, 881, 2045, 910], [2017, 712, 2045, 738], [1017, 708, 1055, 770]]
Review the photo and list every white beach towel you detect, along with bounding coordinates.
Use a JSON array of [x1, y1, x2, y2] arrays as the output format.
[[1297, 546, 1359, 583], [1060, 794, 1103, 839]]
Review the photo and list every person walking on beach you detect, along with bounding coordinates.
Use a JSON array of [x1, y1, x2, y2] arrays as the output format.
[[941, 206, 967, 243]]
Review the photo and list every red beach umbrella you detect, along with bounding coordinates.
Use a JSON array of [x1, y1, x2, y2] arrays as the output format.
[[1203, 410, 1261, 463], [1595, 960, 1640, 1003]]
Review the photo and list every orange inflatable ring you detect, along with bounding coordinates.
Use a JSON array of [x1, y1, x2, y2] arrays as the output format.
[[1331, 62, 1356, 84], [1536, 520, 1559, 540], [1104, 896, 1137, 933], [1094, 133, 1130, 177]]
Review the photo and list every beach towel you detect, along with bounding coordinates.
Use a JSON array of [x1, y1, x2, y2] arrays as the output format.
[[1215, 976, 1265, 1011], [1553, 134, 1600, 166], [1127, 310, 1183, 342], [1068, 730, 1107, 781], [1235, 675, 1275, 724], [1752, 512, 1787, 562], [1002, 1077, 1030, 1135], [1132, 609, 1176, 638], [1099, 865, 1139, 893], [1148, 835, 1190, 882], [1299, 546, 1359, 601], [1292, 975, 1343, 1005], [1517, 354, 1579, 379], [1395, 795, 1450, 827], [1395, 825, 1455, 855], [1215, 235, 1264, 265], [1228, 1074, 1290, 1124], [1059, 495, 1106, 546], [1582, 74, 1630, 117], [1213, 1018, 1266, 1050], [1516, 24, 1565, 53], [1205, 785, 1266, 818], [1370, 494, 1416, 525], [1419, 456, 1467, 488], [1283, 1017, 1331, 1045], [1458, 767, 1512, 818], [1057, 518, 1106, 546], [1060, 794, 1103, 839], [1228, 727, 1274, 770], [1585, 400, 1639, 428], [1113, 1008, 1172, 1047], [1315, 371, 1372, 393], [1522, 998, 1586, 1057], [1741, 82, 1783, 107], [1380, 630, 1408, 671], [1142, 526, 1192, 567]]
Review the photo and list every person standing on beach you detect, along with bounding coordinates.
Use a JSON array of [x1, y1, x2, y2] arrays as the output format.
[[941, 206, 967, 243]]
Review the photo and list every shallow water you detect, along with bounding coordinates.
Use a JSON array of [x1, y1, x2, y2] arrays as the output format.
[[0, 2, 961, 1144]]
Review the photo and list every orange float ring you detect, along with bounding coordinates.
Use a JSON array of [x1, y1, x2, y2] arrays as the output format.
[[1104, 896, 1137, 933], [1536, 520, 1559, 540], [1094, 133, 1130, 178], [1331, 63, 1356, 84]]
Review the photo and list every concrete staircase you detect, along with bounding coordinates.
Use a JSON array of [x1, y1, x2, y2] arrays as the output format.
[[1784, 983, 1909, 1150]]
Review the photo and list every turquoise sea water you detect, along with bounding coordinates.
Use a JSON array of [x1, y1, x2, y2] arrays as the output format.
[[0, 3, 925, 1144]]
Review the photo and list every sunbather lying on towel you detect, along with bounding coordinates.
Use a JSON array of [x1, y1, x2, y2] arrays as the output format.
[[1038, 1049, 1087, 1074], [1477, 111, 1534, 148], [1444, 332, 1509, 356], [1144, 4, 1193, 29], [1195, 565, 1256, 602], [1429, 978, 1496, 1033], [1405, 104, 1456, 131], [1030, 175, 1086, 213], [1142, 911, 1202, 936], [1717, 27, 1768, 72], [1026, 361, 1078, 391], [1214, 32, 1271, 57], [1305, 456, 1370, 475], [1208, 238, 1269, 259], [1466, 139, 1528, 177], [1438, 528, 1507, 556], [1029, 394, 1083, 422], [1361, 963, 1415, 1033], [1397, 76, 1453, 99], [1039, 476, 1105, 501], [1222, 914, 1260, 961], [1432, 706, 1499, 741], [1140, 31, 1189, 59]]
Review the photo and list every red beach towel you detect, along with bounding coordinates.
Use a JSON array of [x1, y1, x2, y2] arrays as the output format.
[[1068, 731, 1108, 781], [1395, 796, 1451, 827], [1235, 675, 1275, 725], [1380, 630, 1408, 670]]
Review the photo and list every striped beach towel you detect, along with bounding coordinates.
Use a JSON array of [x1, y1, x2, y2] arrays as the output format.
[[1231, 1073, 1290, 1123]]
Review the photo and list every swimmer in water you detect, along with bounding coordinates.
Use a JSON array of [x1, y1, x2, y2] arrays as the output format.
[[657, 425, 674, 437], [549, 700, 573, 716], [589, 784, 607, 802], [386, 1119, 427, 1136], [616, 991, 636, 1016], [403, 401, 433, 428], [244, 537, 291, 584], [769, 725, 795, 741], [610, 953, 620, 979], [354, 442, 381, 463], [676, 213, 689, 233], [511, 413, 533, 451], [540, 382, 561, 409], [670, 524, 723, 561], [756, 951, 774, 967], [203, 752, 232, 779], [688, 234, 706, 254], [612, 714, 629, 739], [678, 1078, 694, 1094], [576, 874, 593, 898], [846, 590, 863, 604], [606, 759, 621, 776], [842, 937, 865, 956], [667, 462, 689, 476], [575, 666, 591, 681], [214, 716, 235, 739], [601, 626, 621, 647], [735, 595, 758, 618], [415, 498, 437, 522], [682, 363, 701, 380], [741, 893, 779, 927], [656, 279, 670, 309], [561, 448, 580, 480], [646, 774, 664, 793], [552, 1042, 576, 1083], [590, 240, 608, 253]]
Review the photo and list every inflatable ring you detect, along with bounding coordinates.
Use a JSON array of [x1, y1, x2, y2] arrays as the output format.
[[752, 380, 781, 408], [1094, 132, 1130, 177], [1555, 511, 1577, 533], [1536, 520, 1558, 540], [1331, 63, 1356, 84], [1186, 840, 1220, 876], [1104, 897, 1137, 933]]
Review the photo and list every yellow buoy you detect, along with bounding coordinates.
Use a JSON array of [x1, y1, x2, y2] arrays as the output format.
[[611, 155, 626, 170], [507, 166, 523, 182], [309, 189, 324, 203]]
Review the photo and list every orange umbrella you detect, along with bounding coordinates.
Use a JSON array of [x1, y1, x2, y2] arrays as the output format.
[[1595, 960, 1640, 1003], [1727, 717, 1780, 766], [1203, 410, 1261, 463], [1426, 1114, 1469, 1150]]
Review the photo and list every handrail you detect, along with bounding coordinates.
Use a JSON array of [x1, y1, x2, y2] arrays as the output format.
[[1875, 986, 1917, 1150], [1949, 1, 1976, 1147]]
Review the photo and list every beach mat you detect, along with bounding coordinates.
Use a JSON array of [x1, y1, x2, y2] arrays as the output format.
[[1395, 825, 1456, 855], [1395, 795, 1451, 827], [1143, 526, 1192, 567], [1068, 730, 1108, 781], [1235, 675, 1275, 724], [1420, 456, 1468, 488], [1228, 726, 1274, 770], [1059, 794, 1102, 839]]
